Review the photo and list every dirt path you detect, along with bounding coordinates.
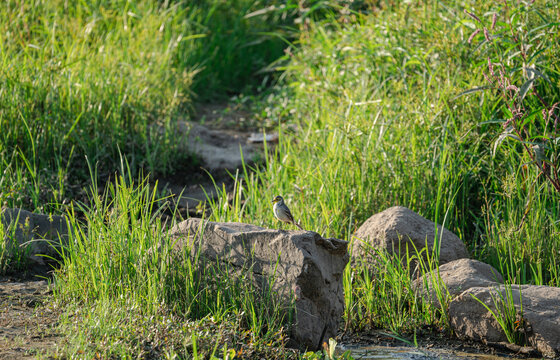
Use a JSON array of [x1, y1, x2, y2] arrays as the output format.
[[157, 103, 276, 218], [0, 268, 61, 359]]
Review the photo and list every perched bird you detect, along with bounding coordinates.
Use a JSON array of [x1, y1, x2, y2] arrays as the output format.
[[272, 195, 303, 230]]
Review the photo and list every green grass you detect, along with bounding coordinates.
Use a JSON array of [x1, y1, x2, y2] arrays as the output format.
[[206, 0, 560, 336], [52, 170, 295, 358], [0, 0, 294, 213], [0, 0, 194, 212], [2, 0, 560, 357], [345, 246, 442, 334]]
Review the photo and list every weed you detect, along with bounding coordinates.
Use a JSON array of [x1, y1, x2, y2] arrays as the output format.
[[463, 0, 560, 286], [470, 283, 528, 346], [0, 211, 31, 274]]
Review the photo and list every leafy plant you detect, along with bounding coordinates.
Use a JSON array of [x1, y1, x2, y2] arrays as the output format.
[[465, 1, 560, 193], [463, 0, 560, 286], [302, 338, 354, 360]]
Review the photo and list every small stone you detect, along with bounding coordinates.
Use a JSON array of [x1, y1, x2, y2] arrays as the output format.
[[1, 208, 69, 265], [414, 258, 503, 304]]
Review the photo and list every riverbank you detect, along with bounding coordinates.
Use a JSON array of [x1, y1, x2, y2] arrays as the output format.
[[1, 0, 559, 358]]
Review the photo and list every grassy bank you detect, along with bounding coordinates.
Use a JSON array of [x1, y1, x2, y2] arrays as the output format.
[[208, 0, 560, 336], [0, 0, 291, 213], [1, 0, 560, 358]]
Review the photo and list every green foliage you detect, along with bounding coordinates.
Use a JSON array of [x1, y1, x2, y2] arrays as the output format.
[[463, 0, 560, 286], [209, 0, 488, 239], [0, 0, 197, 212], [207, 0, 560, 337], [53, 171, 293, 358], [179, 0, 292, 100], [0, 0, 295, 213]]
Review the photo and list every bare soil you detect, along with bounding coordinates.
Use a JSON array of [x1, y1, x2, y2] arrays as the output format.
[[0, 265, 61, 360]]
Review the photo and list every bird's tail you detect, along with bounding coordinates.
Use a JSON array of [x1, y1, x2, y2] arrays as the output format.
[[294, 222, 304, 230]]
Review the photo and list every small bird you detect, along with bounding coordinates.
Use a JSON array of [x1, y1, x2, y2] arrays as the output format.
[[272, 195, 303, 230]]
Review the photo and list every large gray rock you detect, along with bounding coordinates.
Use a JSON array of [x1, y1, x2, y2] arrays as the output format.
[[352, 206, 468, 268], [414, 258, 503, 303], [168, 218, 349, 350], [449, 284, 560, 358], [1, 208, 69, 264]]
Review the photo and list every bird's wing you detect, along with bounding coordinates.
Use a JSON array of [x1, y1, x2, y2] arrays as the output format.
[[285, 208, 295, 223]]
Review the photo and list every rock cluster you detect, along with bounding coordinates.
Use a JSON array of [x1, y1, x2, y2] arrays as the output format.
[[4, 204, 560, 357], [354, 206, 560, 358]]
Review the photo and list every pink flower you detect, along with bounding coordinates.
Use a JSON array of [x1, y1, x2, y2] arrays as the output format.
[[464, 9, 482, 23], [468, 29, 481, 44], [484, 28, 491, 42]]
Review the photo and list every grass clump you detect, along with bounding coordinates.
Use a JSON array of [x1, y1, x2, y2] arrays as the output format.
[[53, 170, 294, 358], [344, 248, 443, 335]]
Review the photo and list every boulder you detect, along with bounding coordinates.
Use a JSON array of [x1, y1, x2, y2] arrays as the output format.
[[414, 258, 503, 303], [1, 208, 69, 265], [449, 284, 560, 358], [167, 218, 349, 351], [352, 206, 468, 268]]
